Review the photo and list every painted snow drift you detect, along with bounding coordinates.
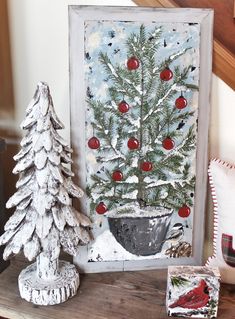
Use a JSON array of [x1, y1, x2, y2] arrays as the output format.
[[84, 21, 200, 262]]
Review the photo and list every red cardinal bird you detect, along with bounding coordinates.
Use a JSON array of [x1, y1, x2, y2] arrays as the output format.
[[169, 279, 210, 309]]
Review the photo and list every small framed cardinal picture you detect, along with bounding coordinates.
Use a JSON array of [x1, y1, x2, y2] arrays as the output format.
[[69, 6, 213, 272], [166, 266, 220, 317]]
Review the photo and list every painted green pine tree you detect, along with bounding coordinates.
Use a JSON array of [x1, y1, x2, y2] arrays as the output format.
[[86, 25, 198, 215]]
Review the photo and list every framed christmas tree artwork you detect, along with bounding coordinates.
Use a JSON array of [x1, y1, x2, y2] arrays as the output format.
[[69, 6, 213, 272]]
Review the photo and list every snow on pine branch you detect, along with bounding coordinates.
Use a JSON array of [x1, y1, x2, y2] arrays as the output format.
[[152, 47, 192, 74], [107, 63, 118, 77], [144, 177, 187, 189], [143, 83, 178, 121], [125, 115, 140, 129], [168, 47, 192, 64], [122, 190, 138, 199], [91, 188, 138, 202], [162, 129, 196, 164], [123, 175, 138, 183], [147, 27, 162, 51], [97, 151, 125, 163], [103, 57, 141, 97], [93, 118, 126, 160]]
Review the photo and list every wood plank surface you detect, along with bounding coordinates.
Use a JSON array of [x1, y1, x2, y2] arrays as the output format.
[[0, 258, 235, 319]]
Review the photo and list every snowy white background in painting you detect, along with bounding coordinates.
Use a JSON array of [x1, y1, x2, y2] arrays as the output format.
[[84, 20, 200, 262]]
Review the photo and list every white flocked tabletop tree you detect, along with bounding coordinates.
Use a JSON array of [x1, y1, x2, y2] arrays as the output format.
[[0, 82, 92, 305]]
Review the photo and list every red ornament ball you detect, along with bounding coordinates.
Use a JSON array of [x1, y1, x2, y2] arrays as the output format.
[[160, 68, 173, 81], [127, 137, 140, 150], [175, 95, 188, 109], [96, 202, 107, 215], [118, 101, 129, 113], [178, 205, 191, 218], [112, 170, 123, 181], [127, 56, 140, 70], [162, 137, 175, 150], [88, 136, 100, 149], [141, 161, 153, 172]]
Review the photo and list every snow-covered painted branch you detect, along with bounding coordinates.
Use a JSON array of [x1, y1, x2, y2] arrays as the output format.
[[143, 83, 177, 122], [161, 129, 195, 164], [152, 47, 192, 74], [106, 61, 141, 97], [168, 47, 192, 63], [94, 118, 126, 161], [145, 178, 188, 189], [122, 190, 138, 199], [97, 153, 125, 163], [147, 27, 162, 52]]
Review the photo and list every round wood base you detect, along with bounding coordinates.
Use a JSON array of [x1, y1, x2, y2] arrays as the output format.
[[18, 260, 80, 305]]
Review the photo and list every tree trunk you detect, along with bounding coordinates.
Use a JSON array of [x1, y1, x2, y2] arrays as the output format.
[[19, 258, 80, 305], [36, 252, 59, 280]]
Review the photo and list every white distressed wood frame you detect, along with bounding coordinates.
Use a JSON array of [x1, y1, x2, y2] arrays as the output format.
[[69, 6, 214, 273]]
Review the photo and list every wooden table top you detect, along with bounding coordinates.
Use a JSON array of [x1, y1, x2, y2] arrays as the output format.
[[0, 258, 235, 319]]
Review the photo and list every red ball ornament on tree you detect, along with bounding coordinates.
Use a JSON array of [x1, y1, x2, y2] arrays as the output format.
[[162, 137, 175, 150], [127, 137, 140, 150], [141, 161, 153, 172], [160, 67, 173, 81], [88, 136, 100, 149], [112, 170, 123, 181], [118, 101, 129, 113], [127, 56, 140, 70], [96, 202, 107, 215], [178, 205, 191, 218], [175, 95, 188, 109]]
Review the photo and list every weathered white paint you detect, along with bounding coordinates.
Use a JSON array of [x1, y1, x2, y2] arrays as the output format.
[[19, 260, 80, 305], [0, 82, 92, 304], [70, 6, 213, 272], [37, 253, 59, 279]]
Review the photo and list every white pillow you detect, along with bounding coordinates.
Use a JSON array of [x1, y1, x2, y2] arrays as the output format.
[[206, 159, 235, 283]]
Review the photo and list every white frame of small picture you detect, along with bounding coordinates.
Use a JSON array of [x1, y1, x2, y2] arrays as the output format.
[[69, 5, 213, 273]]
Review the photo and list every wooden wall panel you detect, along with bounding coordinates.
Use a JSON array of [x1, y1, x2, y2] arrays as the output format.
[[173, 0, 235, 56], [0, 0, 14, 117], [133, 0, 235, 91], [0, 0, 19, 274], [0, 0, 18, 203]]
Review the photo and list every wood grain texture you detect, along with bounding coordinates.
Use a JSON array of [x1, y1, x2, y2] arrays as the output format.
[[134, 0, 174, 6], [19, 259, 80, 306], [133, 0, 235, 90], [213, 40, 235, 92], [0, 257, 235, 319], [0, 0, 14, 117], [173, 0, 235, 56]]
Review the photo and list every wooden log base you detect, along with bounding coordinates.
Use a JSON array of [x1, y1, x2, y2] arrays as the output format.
[[18, 260, 80, 306]]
